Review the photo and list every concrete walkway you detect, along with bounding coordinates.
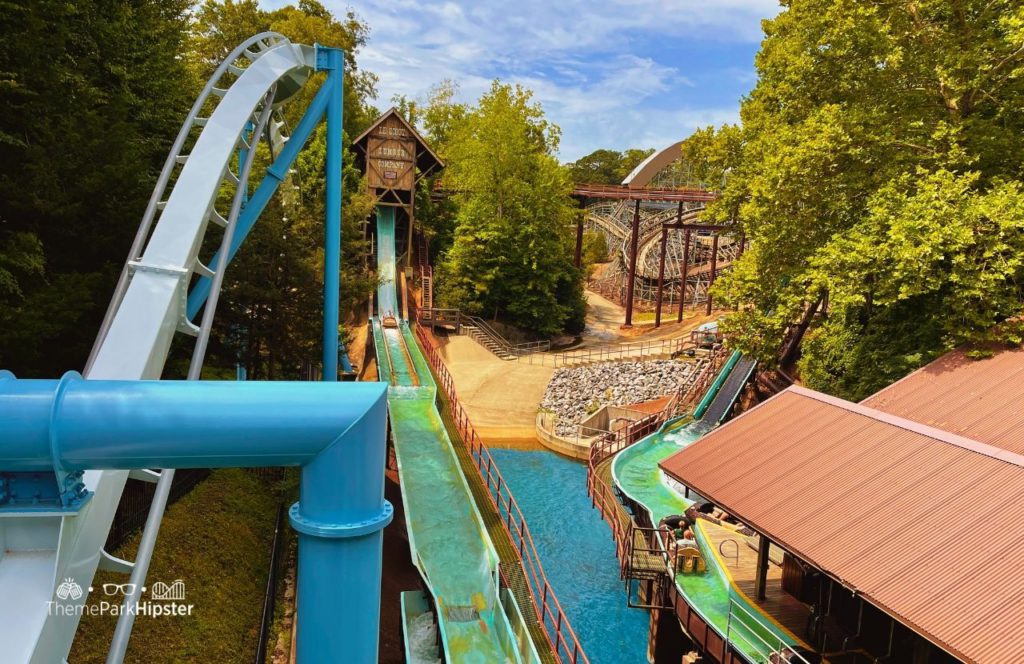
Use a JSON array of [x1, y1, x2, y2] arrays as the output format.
[[437, 335, 553, 447], [432, 291, 718, 448]]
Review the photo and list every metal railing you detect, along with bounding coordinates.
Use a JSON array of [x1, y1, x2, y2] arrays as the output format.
[[418, 307, 460, 324], [726, 598, 813, 664], [518, 336, 699, 368], [415, 324, 589, 664], [584, 396, 681, 571], [255, 503, 287, 664], [679, 350, 726, 412], [583, 347, 724, 566], [417, 308, 551, 358], [461, 314, 551, 356]]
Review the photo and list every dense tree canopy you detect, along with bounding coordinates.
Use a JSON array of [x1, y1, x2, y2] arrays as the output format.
[[0, 0, 194, 375], [187, 0, 378, 379], [566, 148, 654, 185], [0, 0, 378, 379], [702, 0, 1024, 400], [437, 82, 586, 336]]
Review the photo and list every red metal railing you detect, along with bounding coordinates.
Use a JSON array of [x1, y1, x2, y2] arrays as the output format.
[[414, 324, 590, 664], [585, 408, 665, 573], [584, 348, 726, 575]]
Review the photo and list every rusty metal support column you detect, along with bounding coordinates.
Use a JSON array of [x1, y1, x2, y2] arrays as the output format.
[[654, 226, 668, 327], [624, 199, 641, 327], [755, 534, 770, 601], [574, 217, 584, 269], [676, 228, 691, 323], [706, 233, 719, 316]]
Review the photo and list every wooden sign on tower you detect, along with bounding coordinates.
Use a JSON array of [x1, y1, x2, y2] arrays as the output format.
[[352, 108, 443, 207], [352, 108, 444, 269]]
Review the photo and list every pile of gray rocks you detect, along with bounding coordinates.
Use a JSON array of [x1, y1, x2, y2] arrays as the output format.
[[540, 360, 696, 436]]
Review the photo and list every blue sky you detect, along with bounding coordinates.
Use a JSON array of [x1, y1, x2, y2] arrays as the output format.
[[269, 1, 780, 160]]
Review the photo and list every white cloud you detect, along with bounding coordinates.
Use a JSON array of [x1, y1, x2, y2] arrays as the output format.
[[283, 0, 781, 159]]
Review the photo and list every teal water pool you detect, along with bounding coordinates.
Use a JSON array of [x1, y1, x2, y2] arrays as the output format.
[[488, 448, 649, 664]]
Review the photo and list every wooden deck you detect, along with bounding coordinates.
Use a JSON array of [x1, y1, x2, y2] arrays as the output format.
[[700, 521, 813, 648]]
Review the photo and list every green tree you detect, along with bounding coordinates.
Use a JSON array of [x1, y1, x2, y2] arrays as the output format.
[[0, 0, 193, 375], [707, 0, 1024, 399], [409, 80, 468, 261], [566, 148, 655, 184], [188, 0, 378, 379], [581, 230, 610, 276], [438, 82, 585, 336]]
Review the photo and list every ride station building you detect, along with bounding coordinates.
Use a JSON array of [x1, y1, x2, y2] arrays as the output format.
[[657, 345, 1024, 664]]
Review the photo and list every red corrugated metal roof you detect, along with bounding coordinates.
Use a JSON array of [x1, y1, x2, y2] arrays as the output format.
[[863, 345, 1024, 454], [659, 386, 1024, 664]]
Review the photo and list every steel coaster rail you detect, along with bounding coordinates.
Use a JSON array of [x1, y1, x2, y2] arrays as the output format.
[[415, 324, 589, 664], [104, 86, 278, 664], [0, 34, 385, 664], [0, 34, 318, 664], [84, 32, 287, 373]]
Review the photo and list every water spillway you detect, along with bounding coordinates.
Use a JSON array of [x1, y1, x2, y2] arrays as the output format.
[[373, 205, 538, 663]]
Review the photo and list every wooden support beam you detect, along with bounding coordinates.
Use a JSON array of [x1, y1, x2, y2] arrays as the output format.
[[706, 234, 719, 316], [406, 201, 415, 270], [624, 199, 641, 327], [676, 228, 691, 323], [755, 534, 770, 601], [654, 226, 668, 327], [661, 223, 729, 232], [574, 217, 584, 269]]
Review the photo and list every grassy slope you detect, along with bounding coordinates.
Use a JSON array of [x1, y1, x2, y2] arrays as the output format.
[[70, 469, 292, 664]]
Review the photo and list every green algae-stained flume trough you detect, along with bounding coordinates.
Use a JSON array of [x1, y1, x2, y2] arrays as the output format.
[[612, 361, 803, 663], [373, 205, 541, 664]]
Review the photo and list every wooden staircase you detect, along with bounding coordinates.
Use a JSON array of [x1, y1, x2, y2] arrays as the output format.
[[417, 234, 434, 310]]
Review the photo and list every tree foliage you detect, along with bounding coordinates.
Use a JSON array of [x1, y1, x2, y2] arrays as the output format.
[[437, 82, 585, 336], [0, 0, 194, 375], [400, 80, 468, 260], [0, 0, 378, 379], [705, 0, 1024, 400], [581, 230, 610, 273], [188, 0, 377, 379], [566, 148, 654, 185]]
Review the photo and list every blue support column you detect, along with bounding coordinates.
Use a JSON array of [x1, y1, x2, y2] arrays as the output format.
[[0, 372, 391, 663], [321, 46, 344, 382], [290, 393, 391, 663]]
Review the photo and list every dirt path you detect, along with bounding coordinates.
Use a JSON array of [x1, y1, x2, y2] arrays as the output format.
[[582, 290, 628, 345]]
